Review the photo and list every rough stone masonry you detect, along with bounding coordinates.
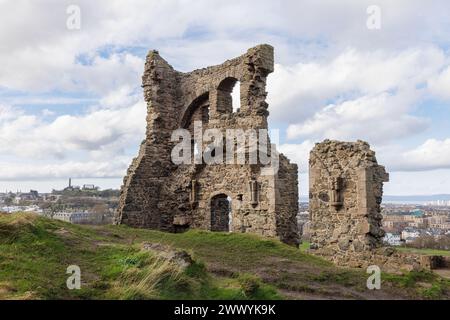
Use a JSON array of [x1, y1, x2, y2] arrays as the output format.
[[309, 140, 441, 272], [115, 44, 300, 246], [309, 140, 389, 265]]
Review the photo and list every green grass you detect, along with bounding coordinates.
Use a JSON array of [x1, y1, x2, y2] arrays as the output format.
[[383, 270, 438, 288], [0, 213, 278, 300], [382, 270, 449, 299], [104, 226, 330, 270], [0, 213, 449, 300], [299, 241, 310, 252], [396, 247, 450, 257]]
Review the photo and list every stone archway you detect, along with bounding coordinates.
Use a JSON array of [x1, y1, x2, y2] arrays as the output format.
[[210, 193, 232, 232], [180, 92, 210, 129], [216, 77, 239, 114]]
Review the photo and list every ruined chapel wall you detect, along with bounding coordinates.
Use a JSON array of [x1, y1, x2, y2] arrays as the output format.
[[309, 140, 389, 264], [166, 44, 284, 239], [190, 165, 276, 236], [117, 51, 181, 229], [117, 44, 299, 246], [178, 44, 274, 123], [308, 140, 435, 272], [274, 154, 300, 246]]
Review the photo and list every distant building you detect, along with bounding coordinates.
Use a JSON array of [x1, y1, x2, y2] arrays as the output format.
[[428, 215, 448, 225], [62, 178, 98, 192], [297, 211, 309, 239], [71, 212, 101, 224], [52, 212, 71, 222], [382, 216, 408, 233], [383, 233, 402, 246], [63, 178, 80, 191], [401, 227, 421, 243], [0, 205, 42, 214], [82, 184, 98, 191], [429, 222, 450, 230], [301, 221, 311, 240], [409, 209, 424, 217], [53, 211, 103, 224], [425, 200, 450, 207], [13, 190, 40, 204]]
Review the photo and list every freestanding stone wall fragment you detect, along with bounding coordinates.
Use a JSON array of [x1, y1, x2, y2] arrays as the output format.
[[309, 140, 438, 272], [309, 140, 389, 267], [115, 44, 300, 246], [309, 140, 389, 257]]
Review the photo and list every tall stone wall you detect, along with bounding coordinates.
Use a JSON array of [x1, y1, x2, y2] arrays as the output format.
[[309, 139, 388, 254], [308, 140, 439, 272], [116, 45, 300, 246]]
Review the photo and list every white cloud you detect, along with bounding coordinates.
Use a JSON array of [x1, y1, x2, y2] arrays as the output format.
[[264, 47, 450, 149], [2, 0, 450, 193], [384, 169, 450, 196], [268, 47, 444, 123], [0, 99, 146, 161], [41, 109, 56, 117], [99, 85, 140, 109], [0, 105, 22, 122], [278, 137, 450, 176], [286, 91, 430, 143], [277, 138, 450, 196], [278, 140, 315, 173], [379, 139, 450, 172], [0, 159, 130, 181], [0, 92, 146, 181], [276, 138, 450, 196], [3, 1, 450, 92], [428, 65, 450, 100]]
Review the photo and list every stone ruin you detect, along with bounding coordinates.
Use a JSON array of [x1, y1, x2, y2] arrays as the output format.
[[309, 140, 389, 266], [308, 140, 445, 272], [115, 44, 300, 246], [115, 44, 447, 272]]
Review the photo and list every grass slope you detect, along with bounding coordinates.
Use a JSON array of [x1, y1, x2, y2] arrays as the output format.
[[396, 247, 450, 257], [0, 213, 449, 300]]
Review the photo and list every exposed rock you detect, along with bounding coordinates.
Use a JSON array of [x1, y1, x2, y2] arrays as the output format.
[[142, 243, 193, 269]]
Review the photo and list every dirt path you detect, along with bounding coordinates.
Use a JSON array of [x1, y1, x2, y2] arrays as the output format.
[[435, 269, 450, 279]]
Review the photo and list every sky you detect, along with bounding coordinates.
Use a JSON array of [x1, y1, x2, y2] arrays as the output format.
[[1, 0, 450, 196]]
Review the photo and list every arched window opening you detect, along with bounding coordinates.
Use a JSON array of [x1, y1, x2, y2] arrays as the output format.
[[191, 139, 201, 164], [217, 77, 240, 114], [181, 92, 210, 130], [231, 81, 241, 112]]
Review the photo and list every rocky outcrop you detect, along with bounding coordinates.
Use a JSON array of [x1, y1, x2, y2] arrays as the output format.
[[142, 243, 193, 269]]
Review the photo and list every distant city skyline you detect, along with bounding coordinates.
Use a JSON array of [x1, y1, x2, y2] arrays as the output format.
[[0, 178, 119, 194]]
